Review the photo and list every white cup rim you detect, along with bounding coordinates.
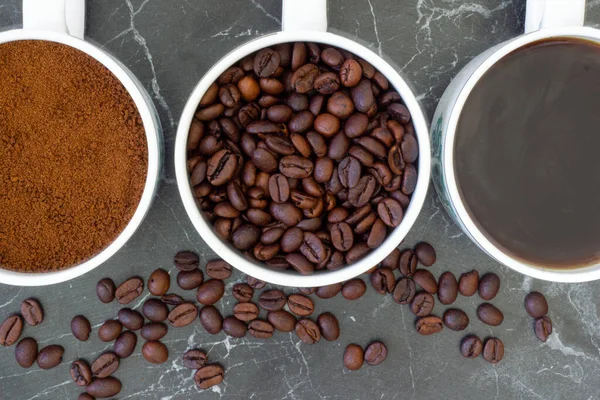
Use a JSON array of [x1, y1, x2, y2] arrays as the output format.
[[175, 30, 431, 287], [443, 26, 600, 283], [0, 29, 162, 286]]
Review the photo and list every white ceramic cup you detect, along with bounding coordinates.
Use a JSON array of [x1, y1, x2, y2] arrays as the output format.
[[175, 0, 431, 287], [431, 0, 598, 283], [0, 0, 163, 286]]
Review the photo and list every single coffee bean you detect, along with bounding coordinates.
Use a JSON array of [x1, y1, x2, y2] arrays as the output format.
[[458, 270, 479, 296], [0, 315, 23, 346], [295, 319, 321, 344], [524, 291, 549, 318], [342, 279, 366, 300], [460, 335, 483, 358], [183, 349, 207, 369], [71, 359, 92, 386], [338, 156, 361, 188], [254, 48, 281, 77], [412, 269, 438, 294], [148, 269, 170, 296], [91, 352, 119, 378], [195, 364, 225, 390], [142, 341, 169, 364], [316, 312, 339, 341], [340, 59, 362, 87], [411, 292, 435, 317], [140, 322, 168, 341], [534, 316, 553, 342], [287, 294, 315, 316], [77, 393, 94, 400], [118, 308, 144, 331], [116, 277, 144, 304], [86, 377, 122, 398], [197, 279, 225, 305], [401, 164, 418, 195], [206, 259, 233, 280], [377, 198, 403, 227], [399, 249, 418, 276], [37, 345, 64, 369], [232, 283, 254, 303], [443, 309, 469, 331], [414, 242, 436, 266], [267, 310, 297, 332], [233, 302, 259, 322], [371, 268, 396, 294], [483, 338, 504, 364], [247, 275, 267, 289], [400, 132, 418, 163], [168, 303, 198, 327], [330, 222, 354, 252], [177, 269, 204, 290], [415, 315, 443, 335], [223, 316, 247, 338], [315, 283, 342, 299], [71, 315, 92, 342], [393, 277, 416, 304], [437, 271, 458, 305], [15, 337, 38, 368], [174, 251, 200, 271], [268, 174, 290, 203], [258, 290, 287, 311], [97, 278, 117, 303], [286, 253, 315, 275], [478, 273, 500, 301], [200, 305, 223, 335], [300, 232, 327, 263], [477, 303, 504, 326], [114, 330, 138, 358], [381, 248, 400, 270], [364, 341, 387, 366], [161, 293, 184, 306], [248, 319, 275, 339], [344, 344, 364, 370], [98, 320, 122, 342], [141, 299, 169, 323]]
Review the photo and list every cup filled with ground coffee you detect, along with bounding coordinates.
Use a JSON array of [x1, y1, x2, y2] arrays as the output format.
[[175, 0, 431, 287], [431, 0, 600, 282], [0, 0, 162, 286]]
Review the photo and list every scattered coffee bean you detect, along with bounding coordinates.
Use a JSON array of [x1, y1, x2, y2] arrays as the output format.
[[200, 306, 224, 334], [411, 292, 435, 317], [478, 273, 500, 301], [20, 298, 43, 326], [174, 251, 199, 271], [86, 377, 122, 398], [364, 341, 387, 366], [78, 393, 94, 400], [15, 337, 38, 368], [177, 269, 204, 290], [223, 316, 247, 338], [148, 269, 170, 296], [183, 349, 207, 369], [371, 268, 396, 294], [116, 277, 144, 304], [295, 319, 321, 344], [161, 293, 184, 306], [98, 320, 122, 342], [342, 278, 367, 300], [232, 283, 254, 302], [0, 315, 22, 346], [71, 315, 92, 342], [524, 291, 548, 318], [194, 364, 225, 389], [248, 319, 275, 339], [91, 352, 119, 378], [142, 341, 169, 364], [197, 279, 225, 305], [344, 344, 364, 370], [381, 249, 400, 270], [206, 260, 233, 280], [267, 310, 297, 332], [298, 287, 317, 295], [477, 303, 504, 326], [258, 290, 287, 311], [534, 316, 553, 342], [458, 270, 479, 296], [460, 335, 483, 358], [393, 277, 416, 304], [37, 344, 64, 369], [317, 312, 340, 341], [443, 309, 469, 331], [412, 269, 438, 294], [142, 298, 169, 322], [71, 359, 92, 387], [315, 283, 342, 299], [287, 294, 315, 316], [168, 303, 198, 327], [437, 271, 458, 305], [247, 276, 266, 289], [114, 331, 138, 358], [118, 308, 144, 331], [233, 302, 259, 322], [483, 338, 504, 364], [399, 249, 418, 276], [97, 278, 117, 303], [414, 242, 436, 266], [415, 315, 443, 335]]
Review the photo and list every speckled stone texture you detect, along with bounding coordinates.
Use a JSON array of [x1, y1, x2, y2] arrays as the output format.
[[1, 0, 600, 399]]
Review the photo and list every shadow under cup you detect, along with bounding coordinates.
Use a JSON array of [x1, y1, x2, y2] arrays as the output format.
[[453, 36, 600, 270]]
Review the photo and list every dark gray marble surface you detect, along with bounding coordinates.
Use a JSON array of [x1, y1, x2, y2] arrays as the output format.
[[1, 0, 600, 399]]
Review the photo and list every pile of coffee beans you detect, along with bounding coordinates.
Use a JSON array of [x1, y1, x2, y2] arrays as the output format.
[[186, 42, 420, 275], [525, 291, 552, 342]]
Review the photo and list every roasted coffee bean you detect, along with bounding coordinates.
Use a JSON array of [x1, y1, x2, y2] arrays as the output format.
[[168, 303, 198, 327], [200, 82, 219, 105], [271, 202, 303, 226], [238, 76, 260, 101], [37, 345, 63, 369], [524, 291, 548, 318], [349, 145, 374, 167], [71, 360, 92, 386], [267, 310, 297, 332], [295, 319, 321, 344], [86, 377, 122, 398], [141, 299, 169, 323], [348, 175, 377, 208], [291, 64, 320, 93], [98, 320, 122, 342], [232, 224, 261, 250], [364, 341, 387, 366], [118, 308, 144, 331], [340, 59, 362, 87], [443, 309, 469, 331], [367, 218, 386, 248], [247, 275, 267, 289], [314, 157, 334, 183], [342, 279, 366, 300], [232, 283, 254, 303], [280, 155, 314, 178], [534, 316, 553, 342], [399, 249, 418, 276], [345, 243, 371, 264], [338, 156, 361, 188], [223, 316, 247, 338], [388, 102, 411, 124], [371, 268, 396, 294], [437, 271, 458, 305], [330, 222, 354, 252], [233, 302, 259, 322], [91, 352, 119, 378], [254, 48, 281, 77], [200, 305, 223, 335], [148, 269, 170, 296], [77, 393, 94, 400], [262, 226, 286, 245], [478, 273, 500, 301], [116, 277, 144, 304], [314, 72, 340, 94], [458, 270, 479, 296], [15, 337, 38, 368], [197, 279, 225, 305], [351, 79, 375, 113], [258, 290, 287, 311], [183, 349, 207, 369], [114, 331, 138, 358], [96, 278, 116, 303], [267, 104, 293, 123], [393, 277, 416, 304], [177, 269, 204, 290], [195, 364, 225, 389], [316, 282, 342, 298], [296, 218, 322, 232], [415, 315, 443, 335], [400, 132, 418, 163], [411, 292, 435, 317], [380, 249, 400, 270], [287, 294, 315, 316], [483, 338, 504, 364], [345, 113, 369, 138], [286, 253, 314, 275], [269, 174, 290, 203], [205, 260, 232, 280], [388, 144, 405, 175], [461, 335, 483, 358], [71, 315, 91, 342], [174, 251, 200, 271], [401, 164, 418, 195], [0, 314, 22, 346], [140, 323, 168, 342], [344, 344, 364, 370], [142, 341, 169, 364], [317, 312, 339, 341], [377, 198, 403, 227], [415, 242, 436, 266], [248, 320, 275, 339], [477, 303, 504, 326], [161, 293, 184, 306], [300, 232, 327, 263]]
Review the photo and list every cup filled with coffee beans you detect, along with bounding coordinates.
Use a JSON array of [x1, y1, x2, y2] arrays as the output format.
[[175, 0, 431, 287], [432, 0, 600, 282], [0, 0, 162, 286]]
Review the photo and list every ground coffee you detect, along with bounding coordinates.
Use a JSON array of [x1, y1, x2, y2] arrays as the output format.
[[0, 40, 147, 272]]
